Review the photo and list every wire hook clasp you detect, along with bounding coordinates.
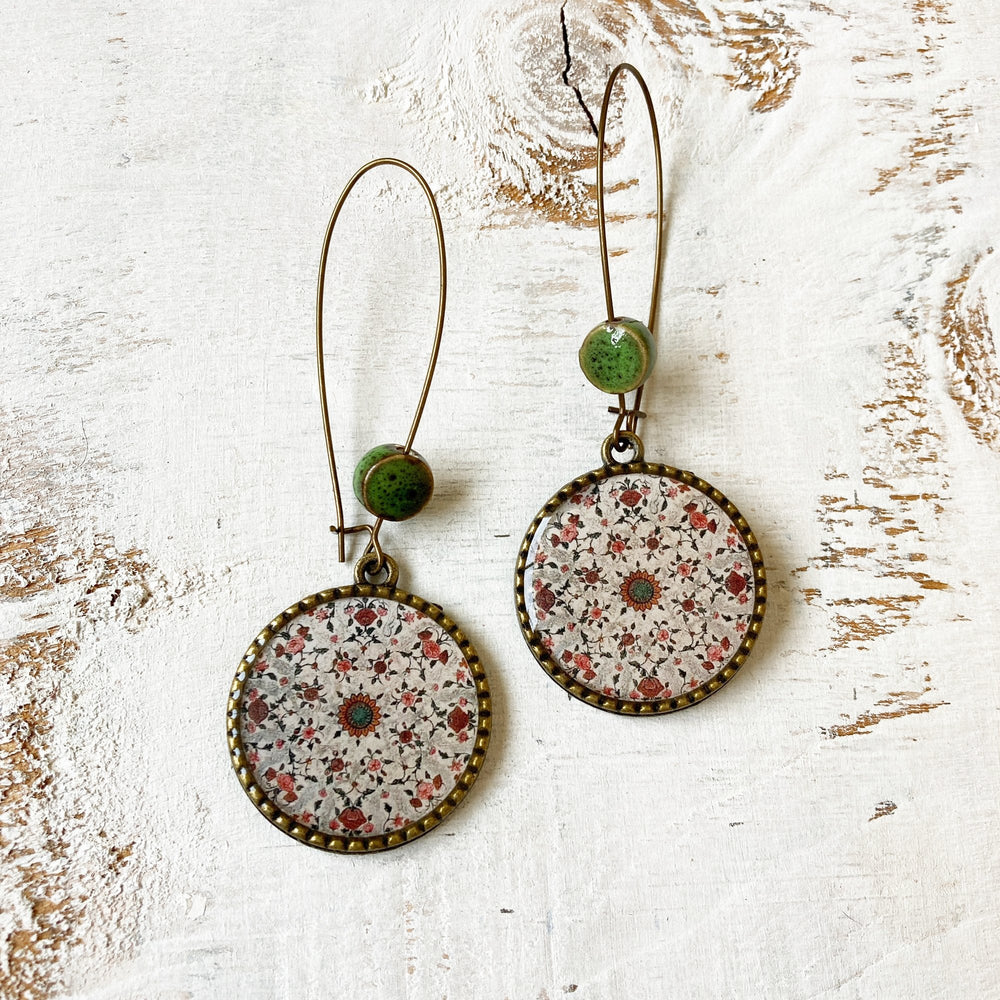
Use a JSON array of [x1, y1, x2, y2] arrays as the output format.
[[315, 158, 447, 568], [596, 63, 663, 442]]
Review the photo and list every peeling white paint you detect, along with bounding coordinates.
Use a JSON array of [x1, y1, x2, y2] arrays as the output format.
[[1, 2, 999, 998]]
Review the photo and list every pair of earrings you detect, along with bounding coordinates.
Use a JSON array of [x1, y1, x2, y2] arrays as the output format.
[[227, 65, 766, 853]]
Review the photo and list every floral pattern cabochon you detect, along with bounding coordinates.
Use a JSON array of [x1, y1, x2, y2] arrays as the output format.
[[230, 590, 488, 850], [518, 467, 765, 712]]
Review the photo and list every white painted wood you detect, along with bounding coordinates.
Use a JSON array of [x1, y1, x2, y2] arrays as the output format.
[[2, 2, 999, 997]]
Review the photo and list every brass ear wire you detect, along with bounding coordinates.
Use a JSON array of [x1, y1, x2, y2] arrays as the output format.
[[595, 64, 664, 441], [315, 158, 447, 569]]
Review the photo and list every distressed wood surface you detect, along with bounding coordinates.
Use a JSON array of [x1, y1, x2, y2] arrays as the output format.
[[2, 2, 1000, 997]]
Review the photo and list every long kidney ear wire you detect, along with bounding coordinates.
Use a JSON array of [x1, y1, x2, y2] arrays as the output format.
[[314, 158, 447, 577], [596, 64, 664, 451]]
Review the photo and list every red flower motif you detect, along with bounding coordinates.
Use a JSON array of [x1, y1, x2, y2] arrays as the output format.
[[339, 807, 366, 831], [585, 569, 600, 584], [247, 697, 268, 724], [399, 730, 413, 744], [727, 569, 747, 595], [355, 608, 377, 627], [638, 677, 665, 698], [689, 510, 709, 530], [302, 687, 319, 701], [422, 638, 443, 660], [536, 586, 555, 612], [276, 773, 295, 793], [620, 489, 642, 507], [448, 706, 470, 732], [682, 599, 695, 612], [285, 636, 305, 655], [330, 758, 345, 773]]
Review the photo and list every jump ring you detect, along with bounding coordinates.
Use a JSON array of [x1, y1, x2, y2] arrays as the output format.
[[601, 431, 644, 466], [353, 551, 400, 587]]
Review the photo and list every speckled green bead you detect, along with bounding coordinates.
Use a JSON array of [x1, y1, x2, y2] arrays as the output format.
[[579, 317, 656, 394], [352, 444, 434, 522]]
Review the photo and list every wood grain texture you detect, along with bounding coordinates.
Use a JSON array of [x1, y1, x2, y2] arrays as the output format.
[[2, 2, 999, 998]]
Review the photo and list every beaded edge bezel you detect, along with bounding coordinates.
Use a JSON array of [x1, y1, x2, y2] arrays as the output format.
[[514, 461, 767, 716], [227, 585, 491, 852]]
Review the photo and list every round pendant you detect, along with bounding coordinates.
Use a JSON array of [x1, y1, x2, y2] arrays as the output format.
[[227, 585, 490, 852], [515, 461, 766, 714]]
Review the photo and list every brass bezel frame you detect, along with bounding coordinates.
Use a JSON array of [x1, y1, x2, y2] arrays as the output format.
[[227, 585, 491, 852], [514, 461, 766, 715]]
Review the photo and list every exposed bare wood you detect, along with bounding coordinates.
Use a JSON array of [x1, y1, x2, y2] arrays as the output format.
[[1, 2, 999, 997]]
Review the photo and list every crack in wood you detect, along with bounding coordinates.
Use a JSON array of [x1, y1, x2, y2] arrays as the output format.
[[559, 5, 598, 137], [413, 2, 808, 225]]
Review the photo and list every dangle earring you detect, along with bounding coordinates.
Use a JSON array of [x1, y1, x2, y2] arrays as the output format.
[[228, 159, 490, 851], [514, 66, 766, 715]]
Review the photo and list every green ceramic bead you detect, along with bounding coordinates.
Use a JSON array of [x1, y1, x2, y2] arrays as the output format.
[[578, 317, 656, 394], [353, 444, 434, 522]]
